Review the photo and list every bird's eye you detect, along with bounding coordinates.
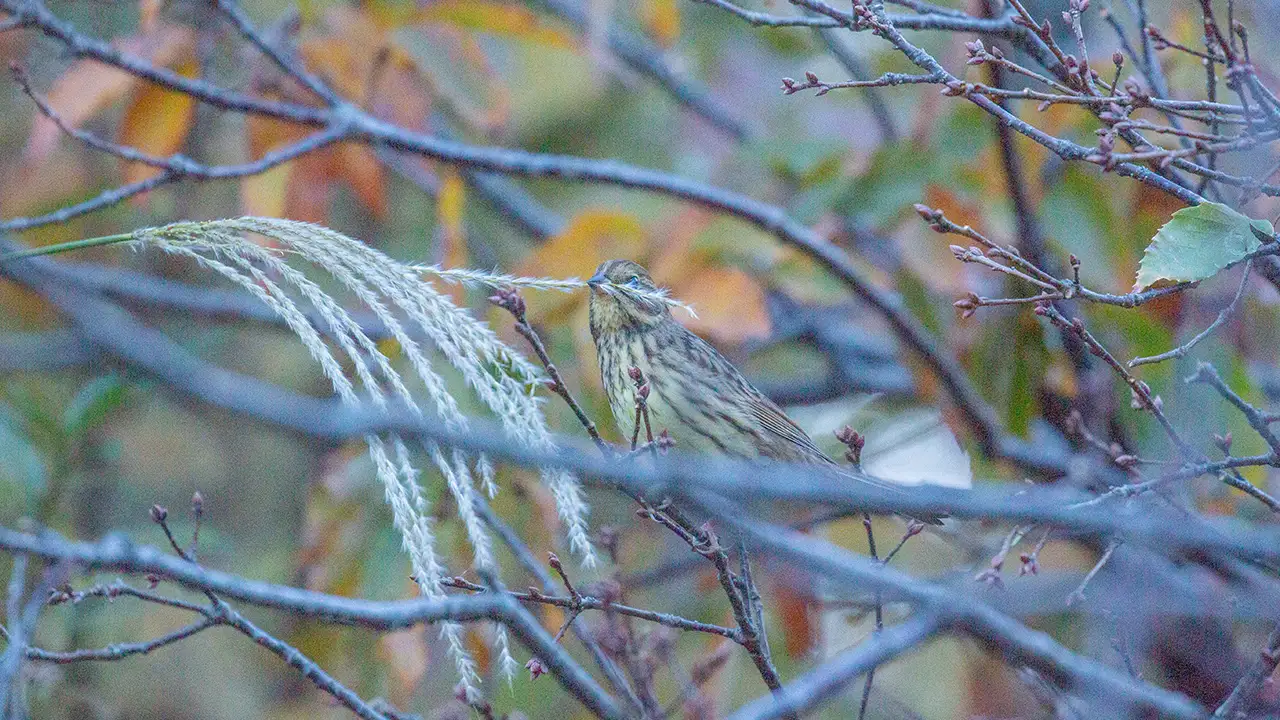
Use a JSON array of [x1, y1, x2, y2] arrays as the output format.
[[625, 275, 642, 288]]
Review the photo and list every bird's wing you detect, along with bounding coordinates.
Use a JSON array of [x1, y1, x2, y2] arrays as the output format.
[[747, 393, 835, 462]]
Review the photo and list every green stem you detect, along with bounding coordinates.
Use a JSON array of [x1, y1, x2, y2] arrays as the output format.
[[0, 232, 138, 263]]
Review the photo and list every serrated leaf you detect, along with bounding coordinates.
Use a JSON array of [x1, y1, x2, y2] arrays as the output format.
[[62, 375, 128, 437], [1134, 202, 1274, 290]]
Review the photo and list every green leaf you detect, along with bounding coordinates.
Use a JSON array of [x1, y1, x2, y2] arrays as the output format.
[[0, 405, 47, 495], [62, 374, 128, 437], [1134, 202, 1274, 290]]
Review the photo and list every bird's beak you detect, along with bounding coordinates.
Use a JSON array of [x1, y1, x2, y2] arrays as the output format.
[[587, 271, 607, 294]]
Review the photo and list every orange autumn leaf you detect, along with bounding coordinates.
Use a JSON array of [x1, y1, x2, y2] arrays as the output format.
[[438, 171, 466, 248], [379, 628, 430, 706], [418, 1, 576, 50], [770, 574, 816, 659], [368, 51, 433, 132], [645, 212, 770, 344], [912, 184, 986, 294], [541, 604, 566, 637], [334, 143, 388, 219], [299, 7, 388, 101], [517, 209, 646, 321], [670, 266, 769, 344], [118, 57, 199, 187], [24, 24, 194, 164], [463, 626, 492, 676], [284, 151, 334, 224]]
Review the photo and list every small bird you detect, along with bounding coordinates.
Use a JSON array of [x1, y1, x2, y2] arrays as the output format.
[[587, 259, 938, 520]]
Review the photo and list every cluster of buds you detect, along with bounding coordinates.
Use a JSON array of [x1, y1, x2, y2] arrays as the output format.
[[524, 657, 547, 681], [780, 71, 820, 95], [1086, 131, 1120, 171], [1062, 0, 1091, 25], [1214, 432, 1234, 455], [835, 425, 865, 467], [913, 204, 947, 231], [948, 245, 986, 263], [1129, 380, 1164, 413], [1064, 411, 1141, 473], [487, 286, 526, 319], [655, 428, 675, 452], [963, 39, 1002, 65], [1010, 12, 1055, 43], [847, 0, 886, 32], [1061, 55, 1101, 88], [628, 366, 651, 402], [1018, 550, 1040, 576], [953, 291, 981, 320]]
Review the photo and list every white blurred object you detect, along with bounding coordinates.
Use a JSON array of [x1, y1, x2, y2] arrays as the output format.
[[861, 409, 973, 489], [787, 398, 973, 489]]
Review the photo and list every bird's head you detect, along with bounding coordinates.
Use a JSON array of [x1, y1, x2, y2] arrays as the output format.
[[587, 259, 672, 335]]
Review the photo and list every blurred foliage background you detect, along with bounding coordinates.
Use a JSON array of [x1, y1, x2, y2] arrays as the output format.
[[1, 0, 1279, 718]]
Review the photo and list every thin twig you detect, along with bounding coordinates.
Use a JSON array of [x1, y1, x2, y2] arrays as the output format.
[[1213, 620, 1280, 718], [1129, 260, 1252, 367], [1066, 540, 1120, 606], [442, 577, 741, 640]]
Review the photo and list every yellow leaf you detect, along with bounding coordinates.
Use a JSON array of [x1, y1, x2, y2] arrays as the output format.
[[24, 25, 194, 164], [516, 209, 646, 321], [118, 57, 199, 187], [244, 99, 309, 160], [437, 170, 468, 304], [239, 161, 293, 218], [641, 0, 680, 47], [418, 1, 576, 50], [438, 170, 466, 253]]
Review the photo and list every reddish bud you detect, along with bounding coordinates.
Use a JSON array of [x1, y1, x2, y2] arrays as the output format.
[[1019, 553, 1040, 576], [1214, 432, 1233, 454], [150, 505, 168, 523], [656, 429, 675, 451]]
